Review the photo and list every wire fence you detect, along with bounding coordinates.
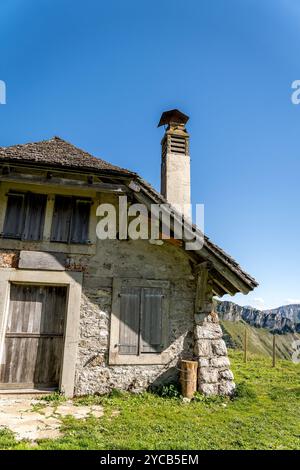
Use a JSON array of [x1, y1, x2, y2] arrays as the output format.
[[239, 326, 300, 366]]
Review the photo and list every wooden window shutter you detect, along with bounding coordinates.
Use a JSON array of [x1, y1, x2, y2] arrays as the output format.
[[119, 287, 140, 355], [70, 200, 91, 244], [3, 193, 25, 239], [22, 194, 47, 241], [51, 196, 73, 243], [141, 288, 163, 353]]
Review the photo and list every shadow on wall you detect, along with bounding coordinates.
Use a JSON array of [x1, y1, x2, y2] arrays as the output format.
[[148, 332, 195, 392]]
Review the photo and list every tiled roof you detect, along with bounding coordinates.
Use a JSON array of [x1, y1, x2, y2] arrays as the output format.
[[0, 136, 134, 176]]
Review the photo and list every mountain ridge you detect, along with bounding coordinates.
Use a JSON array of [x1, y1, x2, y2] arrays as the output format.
[[216, 301, 300, 334]]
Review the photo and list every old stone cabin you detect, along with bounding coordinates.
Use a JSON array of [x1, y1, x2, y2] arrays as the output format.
[[0, 110, 257, 397]]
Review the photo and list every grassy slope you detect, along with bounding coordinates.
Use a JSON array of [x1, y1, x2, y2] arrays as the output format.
[[0, 350, 300, 450], [221, 320, 300, 360]]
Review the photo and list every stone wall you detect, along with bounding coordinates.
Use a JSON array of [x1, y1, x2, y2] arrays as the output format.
[[194, 313, 235, 396], [193, 266, 235, 396], [74, 239, 196, 395], [0, 242, 235, 397], [0, 250, 19, 268]]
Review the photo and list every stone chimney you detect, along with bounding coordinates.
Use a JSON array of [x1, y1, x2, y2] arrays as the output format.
[[158, 109, 191, 219]]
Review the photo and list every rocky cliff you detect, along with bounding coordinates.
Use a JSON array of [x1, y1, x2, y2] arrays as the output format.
[[216, 301, 300, 334]]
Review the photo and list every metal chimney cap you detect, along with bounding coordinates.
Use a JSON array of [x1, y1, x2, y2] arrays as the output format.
[[157, 109, 189, 127]]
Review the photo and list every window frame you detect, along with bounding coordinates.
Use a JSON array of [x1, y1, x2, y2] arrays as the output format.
[[109, 278, 170, 365]]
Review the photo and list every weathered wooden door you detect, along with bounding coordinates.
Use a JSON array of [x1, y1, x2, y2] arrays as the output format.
[[0, 284, 67, 390]]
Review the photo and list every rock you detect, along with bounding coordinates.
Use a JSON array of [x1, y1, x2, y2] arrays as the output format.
[[88, 355, 105, 367], [199, 367, 219, 383], [198, 383, 219, 396], [194, 339, 211, 357], [219, 369, 234, 381], [219, 380, 236, 396], [210, 356, 230, 368], [182, 397, 191, 404], [197, 357, 210, 367], [195, 323, 223, 340], [211, 339, 227, 356]]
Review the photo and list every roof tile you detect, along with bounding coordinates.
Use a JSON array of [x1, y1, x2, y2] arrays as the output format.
[[0, 136, 134, 176]]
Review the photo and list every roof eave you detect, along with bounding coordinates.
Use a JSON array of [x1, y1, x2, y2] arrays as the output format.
[[0, 158, 137, 179]]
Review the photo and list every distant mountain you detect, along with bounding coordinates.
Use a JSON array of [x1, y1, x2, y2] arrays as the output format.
[[220, 319, 300, 360], [216, 301, 300, 334]]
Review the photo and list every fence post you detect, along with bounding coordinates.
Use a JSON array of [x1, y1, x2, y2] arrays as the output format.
[[272, 334, 276, 368], [244, 328, 248, 363]]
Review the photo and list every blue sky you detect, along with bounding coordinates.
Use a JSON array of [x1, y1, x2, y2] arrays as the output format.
[[0, 0, 300, 309]]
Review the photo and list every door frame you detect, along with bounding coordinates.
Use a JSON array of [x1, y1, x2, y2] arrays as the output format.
[[0, 269, 83, 397]]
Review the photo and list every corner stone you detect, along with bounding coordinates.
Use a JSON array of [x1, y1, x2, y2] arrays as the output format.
[[194, 339, 211, 357], [219, 369, 234, 381], [198, 367, 219, 384], [219, 380, 236, 396], [194, 323, 223, 340], [211, 339, 228, 356], [210, 356, 230, 368], [198, 383, 219, 396]]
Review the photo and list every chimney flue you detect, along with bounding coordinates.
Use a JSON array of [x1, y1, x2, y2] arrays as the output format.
[[158, 109, 191, 219]]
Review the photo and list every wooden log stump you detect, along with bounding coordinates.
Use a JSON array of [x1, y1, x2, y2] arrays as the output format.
[[180, 360, 198, 399]]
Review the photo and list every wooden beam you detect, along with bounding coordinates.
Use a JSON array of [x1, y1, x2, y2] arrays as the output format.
[[0, 173, 127, 193], [212, 282, 226, 297], [211, 271, 237, 296], [195, 269, 208, 312], [195, 264, 212, 312], [193, 261, 213, 275], [128, 180, 141, 193]]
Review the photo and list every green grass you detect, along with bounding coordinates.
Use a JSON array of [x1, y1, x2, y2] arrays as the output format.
[[0, 350, 300, 450]]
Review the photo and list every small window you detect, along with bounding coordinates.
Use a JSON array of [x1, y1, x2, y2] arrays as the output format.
[[3, 192, 47, 241], [51, 196, 91, 244], [109, 279, 170, 365]]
